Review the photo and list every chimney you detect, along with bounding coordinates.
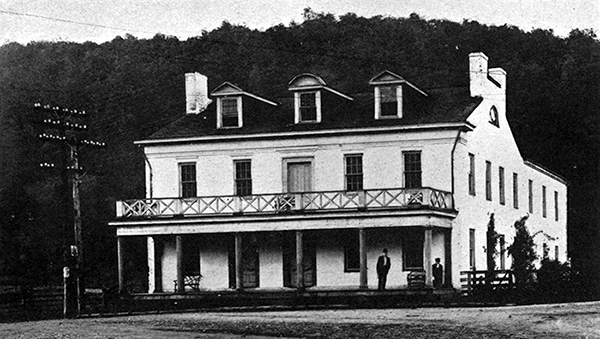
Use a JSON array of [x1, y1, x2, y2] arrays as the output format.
[[185, 72, 211, 114], [469, 52, 488, 97], [489, 68, 506, 90]]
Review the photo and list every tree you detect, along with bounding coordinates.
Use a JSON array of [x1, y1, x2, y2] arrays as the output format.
[[507, 216, 537, 285]]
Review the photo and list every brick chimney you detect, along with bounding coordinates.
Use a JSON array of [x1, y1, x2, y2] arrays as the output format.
[[185, 72, 211, 114]]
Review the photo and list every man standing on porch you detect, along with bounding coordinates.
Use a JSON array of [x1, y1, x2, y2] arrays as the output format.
[[376, 248, 391, 290], [433, 257, 444, 288]]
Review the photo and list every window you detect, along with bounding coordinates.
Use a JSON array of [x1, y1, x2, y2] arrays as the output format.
[[234, 160, 252, 196], [469, 229, 476, 270], [555, 246, 559, 261], [299, 92, 317, 122], [344, 231, 360, 272], [528, 179, 534, 213], [489, 106, 499, 127], [380, 86, 398, 116], [485, 161, 492, 201], [554, 191, 559, 221], [513, 173, 519, 209], [542, 185, 547, 218], [221, 97, 240, 127], [499, 235, 506, 270], [542, 243, 549, 259], [404, 151, 422, 188], [499, 166, 505, 205], [468, 153, 476, 196], [180, 163, 197, 198], [345, 154, 363, 191], [403, 229, 423, 270]]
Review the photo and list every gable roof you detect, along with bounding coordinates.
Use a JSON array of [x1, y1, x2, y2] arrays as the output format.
[[211, 82, 278, 106], [142, 85, 481, 143]]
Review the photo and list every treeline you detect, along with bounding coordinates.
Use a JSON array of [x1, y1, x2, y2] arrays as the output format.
[[0, 10, 598, 292]]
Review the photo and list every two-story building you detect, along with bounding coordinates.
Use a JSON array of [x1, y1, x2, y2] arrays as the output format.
[[111, 52, 567, 294]]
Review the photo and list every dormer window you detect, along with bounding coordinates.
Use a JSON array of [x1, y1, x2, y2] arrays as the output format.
[[289, 73, 352, 124], [221, 97, 241, 127], [217, 96, 242, 128], [379, 86, 400, 117], [369, 70, 427, 120], [211, 81, 278, 129], [298, 91, 319, 122]]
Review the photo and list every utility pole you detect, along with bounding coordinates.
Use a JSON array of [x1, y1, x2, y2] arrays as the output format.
[[35, 103, 105, 317]]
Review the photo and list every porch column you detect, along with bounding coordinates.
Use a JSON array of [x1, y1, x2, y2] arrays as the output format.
[[359, 228, 368, 289], [295, 231, 304, 289], [147, 236, 162, 293], [423, 227, 433, 287], [175, 235, 184, 293], [235, 233, 244, 291], [117, 236, 124, 294]]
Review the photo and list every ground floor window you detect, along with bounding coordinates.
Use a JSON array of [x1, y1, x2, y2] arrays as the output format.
[[403, 229, 423, 270]]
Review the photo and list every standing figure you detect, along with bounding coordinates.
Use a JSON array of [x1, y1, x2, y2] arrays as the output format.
[[432, 257, 444, 288], [376, 248, 391, 290]]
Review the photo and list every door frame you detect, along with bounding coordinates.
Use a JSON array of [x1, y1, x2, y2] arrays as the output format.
[[282, 157, 314, 193]]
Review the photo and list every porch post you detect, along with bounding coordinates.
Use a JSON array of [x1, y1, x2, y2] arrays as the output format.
[[117, 236, 124, 294], [423, 227, 433, 287], [148, 236, 162, 293], [235, 233, 244, 291], [295, 231, 304, 289], [175, 235, 184, 293], [359, 228, 368, 289]]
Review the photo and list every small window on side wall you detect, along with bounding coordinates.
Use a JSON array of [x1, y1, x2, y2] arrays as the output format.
[[489, 106, 499, 127]]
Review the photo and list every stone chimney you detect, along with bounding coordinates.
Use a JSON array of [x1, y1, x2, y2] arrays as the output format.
[[185, 72, 211, 114]]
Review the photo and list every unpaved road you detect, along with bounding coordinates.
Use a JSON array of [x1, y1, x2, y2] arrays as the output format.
[[2, 301, 600, 338]]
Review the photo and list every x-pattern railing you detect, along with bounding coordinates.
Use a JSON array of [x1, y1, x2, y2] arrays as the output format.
[[116, 187, 453, 218]]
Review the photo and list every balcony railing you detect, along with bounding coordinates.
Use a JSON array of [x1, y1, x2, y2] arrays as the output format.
[[115, 187, 454, 218]]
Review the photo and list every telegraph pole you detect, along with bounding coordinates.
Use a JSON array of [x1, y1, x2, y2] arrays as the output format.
[[35, 103, 105, 317]]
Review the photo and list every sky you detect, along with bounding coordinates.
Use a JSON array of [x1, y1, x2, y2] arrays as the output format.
[[0, 0, 598, 45]]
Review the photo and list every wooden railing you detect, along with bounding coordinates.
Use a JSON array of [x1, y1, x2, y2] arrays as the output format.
[[460, 270, 515, 295], [116, 187, 454, 218]]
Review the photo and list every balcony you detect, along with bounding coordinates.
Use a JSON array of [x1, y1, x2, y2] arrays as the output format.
[[116, 187, 454, 219]]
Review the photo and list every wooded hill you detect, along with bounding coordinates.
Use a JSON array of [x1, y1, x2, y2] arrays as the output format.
[[0, 10, 598, 293]]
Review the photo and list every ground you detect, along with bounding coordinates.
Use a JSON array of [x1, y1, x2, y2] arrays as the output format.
[[2, 301, 600, 338]]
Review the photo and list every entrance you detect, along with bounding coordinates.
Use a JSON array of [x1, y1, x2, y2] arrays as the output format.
[[228, 235, 259, 289], [283, 232, 316, 288]]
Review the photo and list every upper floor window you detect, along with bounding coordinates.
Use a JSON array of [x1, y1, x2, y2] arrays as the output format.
[[554, 191, 559, 221], [369, 70, 426, 120], [499, 166, 505, 205], [180, 163, 197, 198], [234, 160, 252, 196], [513, 173, 519, 209], [485, 161, 492, 201], [528, 179, 534, 213], [345, 154, 363, 191], [468, 153, 476, 196], [219, 97, 241, 128], [404, 151, 422, 188], [289, 74, 350, 125], [542, 185, 547, 218], [489, 106, 499, 127]]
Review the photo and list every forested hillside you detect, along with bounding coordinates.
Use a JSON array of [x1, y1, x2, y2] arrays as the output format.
[[0, 11, 598, 292]]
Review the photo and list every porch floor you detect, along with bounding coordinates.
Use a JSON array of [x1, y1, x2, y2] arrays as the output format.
[[108, 287, 460, 314]]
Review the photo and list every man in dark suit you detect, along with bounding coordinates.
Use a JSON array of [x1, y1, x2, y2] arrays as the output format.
[[376, 248, 391, 290], [432, 257, 444, 288]]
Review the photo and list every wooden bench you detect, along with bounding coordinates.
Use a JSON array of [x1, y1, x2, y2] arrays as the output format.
[[407, 270, 426, 289], [173, 274, 202, 292]]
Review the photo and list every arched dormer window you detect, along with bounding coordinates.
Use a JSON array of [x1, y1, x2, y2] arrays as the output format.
[[288, 73, 352, 124]]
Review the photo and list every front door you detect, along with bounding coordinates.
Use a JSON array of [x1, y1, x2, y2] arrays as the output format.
[[228, 236, 259, 289], [287, 162, 312, 193]]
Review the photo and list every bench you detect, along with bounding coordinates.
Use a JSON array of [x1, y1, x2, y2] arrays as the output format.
[[173, 274, 202, 292]]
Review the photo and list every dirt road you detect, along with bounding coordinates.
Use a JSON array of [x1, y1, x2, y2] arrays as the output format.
[[1, 301, 599, 338]]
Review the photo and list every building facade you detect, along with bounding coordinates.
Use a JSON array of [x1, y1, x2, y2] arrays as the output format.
[[111, 52, 567, 293]]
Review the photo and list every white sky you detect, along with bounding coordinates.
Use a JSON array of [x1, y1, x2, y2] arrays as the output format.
[[0, 0, 598, 45]]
